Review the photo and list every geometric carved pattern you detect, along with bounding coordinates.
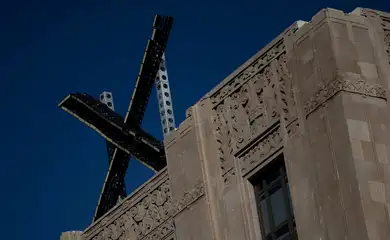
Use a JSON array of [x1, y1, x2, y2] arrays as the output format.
[[88, 178, 172, 240], [384, 28, 390, 65], [211, 32, 301, 183], [274, 51, 299, 138], [83, 170, 205, 240], [238, 124, 283, 176], [286, 119, 299, 137], [303, 73, 387, 117], [222, 167, 236, 186], [141, 219, 175, 240], [213, 42, 285, 180], [275, 52, 296, 125], [362, 10, 390, 65], [378, 14, 390, 65], [210, 40, 285, 107]]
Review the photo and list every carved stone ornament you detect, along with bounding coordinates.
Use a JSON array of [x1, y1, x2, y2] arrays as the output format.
[[88, 179, 172, 240], [211, 40, 291, 185], [85, 178, 205, 240], [217, 65, 281, 157], [214, 65, 283, 179], [379, 15, 390, 65], [210, 40, 285, 106], [239, 126, 283, 176], [382, 18, 390, 30], [361, 9, 390, 65], [171, 182, 205, 215], [222, 167, 236, 186], [213, 103, 231, 173], [303, 72, 387, 117], [141, 219, 175, 240], [384, 29, 390, 65], [275, 52, 296, 124], [286, 119, 299, 137]]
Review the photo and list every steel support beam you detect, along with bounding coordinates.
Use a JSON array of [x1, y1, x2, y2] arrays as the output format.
[[59, 93, 166, 170], [58, 15, 174, 221]]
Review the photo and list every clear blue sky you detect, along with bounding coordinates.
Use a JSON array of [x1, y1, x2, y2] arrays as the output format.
[[1, 0, 388, 239]]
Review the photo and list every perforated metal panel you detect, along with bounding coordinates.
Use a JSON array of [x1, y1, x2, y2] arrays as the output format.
[[155, 53, 176, 137]]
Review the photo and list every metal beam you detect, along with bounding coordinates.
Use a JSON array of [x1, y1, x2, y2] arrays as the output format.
[[58, 15, 174, 222], [99, 92, 126, 201], [124, 15, 174, 126], [58, 93, 166, 170], [93, 15, 173, 221], [94, 149, 130, 220], [155, 53, 176, 137]]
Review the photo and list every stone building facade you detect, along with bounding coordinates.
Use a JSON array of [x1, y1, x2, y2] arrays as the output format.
[[79, 7, 390, 240]]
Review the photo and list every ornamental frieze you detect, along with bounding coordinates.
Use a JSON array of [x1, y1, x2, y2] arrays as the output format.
[[212, 65, 281, 172], [238, 123, 283, 176], [84, 172, 204, 240], [384, 29, 390, 65], [210, 40, 285, 106], [212, 50, 299, 183], [303, 72, 387, 117]]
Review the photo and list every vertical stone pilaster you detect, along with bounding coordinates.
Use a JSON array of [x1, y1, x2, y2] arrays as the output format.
[[164, 108, 214, 240], [286, 8, 390, 240]]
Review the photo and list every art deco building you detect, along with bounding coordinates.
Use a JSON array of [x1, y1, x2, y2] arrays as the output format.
[[65, 7, 390, 240]]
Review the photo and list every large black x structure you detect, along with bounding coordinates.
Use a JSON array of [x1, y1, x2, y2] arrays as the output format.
[[58, 15, 174, 222]]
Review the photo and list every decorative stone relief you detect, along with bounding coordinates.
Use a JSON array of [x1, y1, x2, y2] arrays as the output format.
[[239, 126, 283, 176], [384, 29, 390, 65], [213, 102, 232, 172], [84, 179, 205, 240], [212, 44, 286, 184], [213, 65, 283, 179], [275, 53, 296, 124], [222, 167, 236, 186], [141, 219, 175, 240], [224, 66, 281, 153], [171, 182, 204, 214], [379, 16, 390, 65], [89, 180, 172, 240], [286, 119, 300, 137], [273, 52, 299, 137], [249, 67, 276, 137], [227, 89, 251, 153], [361, 9, 390, 65], [303, 72, 387, 117], [227, 65, 280, 153], [380, 16, 390, 30], [210, 40, 285, 106]]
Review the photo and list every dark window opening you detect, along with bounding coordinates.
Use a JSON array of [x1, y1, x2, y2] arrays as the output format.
[[251, 155, 297, 240]]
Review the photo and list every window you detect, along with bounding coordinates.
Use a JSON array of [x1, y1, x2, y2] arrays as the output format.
[[252, 155, 297, 240]]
